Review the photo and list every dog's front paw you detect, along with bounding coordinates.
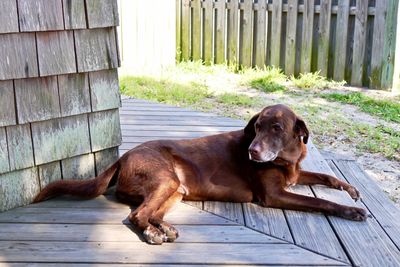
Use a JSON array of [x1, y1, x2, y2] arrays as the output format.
[[143, 225, 167, 245], [340, 206, 368, 221], [345, 185, 361, 201], [158, 222, 179, 242]]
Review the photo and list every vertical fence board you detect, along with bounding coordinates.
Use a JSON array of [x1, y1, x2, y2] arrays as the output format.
[[370, 0, 387, 88], [203, 0, 214, 64], [215, 0, 226, 64], [317, 0, 332, 76], [254, 0, 267, 68], [192, 0, 202, 60], [241, 0, 254, 67], [381, 0, 399, 89], [270, 0, 282, 67], [227, 0, 239, 64], [285, 0, 298, 75], [176, 0, 182, 61], [181, 0, 191, 60], [300, 0, 315, 73], [350, 0, 368, 86], [333, 0, 350, 81]]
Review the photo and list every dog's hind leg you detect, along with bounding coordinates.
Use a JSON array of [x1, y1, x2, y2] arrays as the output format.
[[126, 173, 180, 245], [149, 191, 183, 242]]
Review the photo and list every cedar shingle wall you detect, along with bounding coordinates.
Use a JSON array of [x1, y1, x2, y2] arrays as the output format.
[[0, 0, 121, 212]]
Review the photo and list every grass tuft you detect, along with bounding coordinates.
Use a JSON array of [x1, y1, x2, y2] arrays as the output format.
[[216, 93, 258, 107], [246, 67, 287, 92], [321, 92, 400, 123], [291, 71, 345, 89]]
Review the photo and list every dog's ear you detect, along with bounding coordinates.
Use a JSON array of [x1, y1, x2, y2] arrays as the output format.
[[244, 113, 260, 138], [295, 117, 309, 144]]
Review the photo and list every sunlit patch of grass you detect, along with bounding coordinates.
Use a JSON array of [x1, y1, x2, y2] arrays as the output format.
[[216, 93, 259, 107], [120, 76, 211, 106], [291, 71, 345, 89], [321, 92, 400, 123]]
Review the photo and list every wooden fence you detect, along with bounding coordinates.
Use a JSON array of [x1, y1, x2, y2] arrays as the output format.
[[176, 0, 400, 89]]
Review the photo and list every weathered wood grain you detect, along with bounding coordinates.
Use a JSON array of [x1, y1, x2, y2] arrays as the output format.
[[270, 0, 282, 67], [317, 0, 332, 76], [0, 128, 10, 174], [58, 73, 91, 117], [381, 0, 399, 89], [30, 195, 126, 209], [37, 31, 76, 76], [243, 203, 293, 242], [0, 33, 38, 80], [63, 0, 87, 29], [227, 0, 239, 64], [89, 109, 122, 152], [215, 0, 226, 64], [203, 0, 213, 64], [61, 153, 96, 180], [86, 0, 119, 28], [350, 0, 368, 86], [0, 0, 19, 33], [18, 0, 64, 31], [14, 77, 61, 124], [303, 142, 400, 267], [254, 0, 267, 68], [75, 28, 119, 72], [176, 0, 182, 61], [6, 124, 34, 171], [285, 0, 298, 75], [31, 114, 91, 165], [191, 0, 201, 60], [0, 80, 16, 127], [239, 0, 253, 67], [203, 201, 245, 224], [0, 241, 340, 265], [0, 223, 283, 244], [180, 0, 190, 60], [38, 161, 62, 189], [89, 69, 121, 112], [122, 124, 240, 132], [94, 147, 119, 175], [333, 0, 350, 80], [0, 167, 40, 212], [182, 200, 203, 209], [300, 0, 315, 73], [331, 160, 400, 251]]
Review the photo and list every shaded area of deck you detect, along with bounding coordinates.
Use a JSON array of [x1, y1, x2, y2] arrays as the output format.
[[0, 98, 399, 266]]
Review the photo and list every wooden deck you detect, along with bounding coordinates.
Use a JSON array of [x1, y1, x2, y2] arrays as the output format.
[[1, 98, 400, 266]]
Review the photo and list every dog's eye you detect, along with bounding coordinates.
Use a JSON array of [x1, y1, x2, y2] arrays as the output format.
[[272, 124, 283, 131]]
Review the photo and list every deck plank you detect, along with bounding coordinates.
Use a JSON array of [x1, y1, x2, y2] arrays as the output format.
[[203, 201, 245, 224], [302, 142, 400, 267], [0, 223, 282, 244], [0, 241, 342, 265]]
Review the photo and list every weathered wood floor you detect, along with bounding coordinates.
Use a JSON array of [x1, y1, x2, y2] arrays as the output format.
[[1, 98, 400, 266]]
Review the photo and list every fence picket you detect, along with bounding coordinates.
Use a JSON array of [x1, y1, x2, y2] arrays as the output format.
[[240, 0, 253, 67], [203, 0, 214, 64], [270, 0, 282, 68], [181, 0, 191, 60], [192, 0, 202, 60], [227, 0, 239, 64], [254, 0, 267, 68], [215, 0, 226, 64], [285, 0, 298, 75], [351, 0, 368, 86], [300, 0, 314, 73], [317, 0, 332, 76], [333, 0, 350, 81]]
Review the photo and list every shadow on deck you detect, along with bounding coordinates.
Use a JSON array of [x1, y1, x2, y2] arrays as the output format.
[[0, 98, 399, 266]]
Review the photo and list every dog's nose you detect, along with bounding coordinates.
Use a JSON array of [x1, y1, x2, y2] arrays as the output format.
[[248, 144, 261, 157]]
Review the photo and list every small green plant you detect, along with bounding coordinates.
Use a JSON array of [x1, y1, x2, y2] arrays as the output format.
[[291, 71, 345, 89], [321, 92, 400, 123], [120, 76, 211, 106], [216, 93, 258, 107], [246, 67, 287, 92]]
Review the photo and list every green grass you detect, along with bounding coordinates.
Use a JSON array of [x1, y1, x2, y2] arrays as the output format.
[[321, 92, 400, 123], [120, 76, 211, 106], [216, 93, 258, 107], [291, 71, 345, 89], [244, 67, 287, 93]]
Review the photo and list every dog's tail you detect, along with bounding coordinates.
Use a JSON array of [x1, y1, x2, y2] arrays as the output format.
[[33, 161, 120, 203]]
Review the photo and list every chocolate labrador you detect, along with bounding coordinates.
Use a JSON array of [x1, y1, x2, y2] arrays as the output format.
[[34, 104, 367, 244]]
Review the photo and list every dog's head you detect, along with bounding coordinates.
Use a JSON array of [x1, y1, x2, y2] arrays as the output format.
[[244, 104, 309, 162]]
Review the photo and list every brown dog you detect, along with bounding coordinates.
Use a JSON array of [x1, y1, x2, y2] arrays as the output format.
[[34, 104, 367, 244]]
